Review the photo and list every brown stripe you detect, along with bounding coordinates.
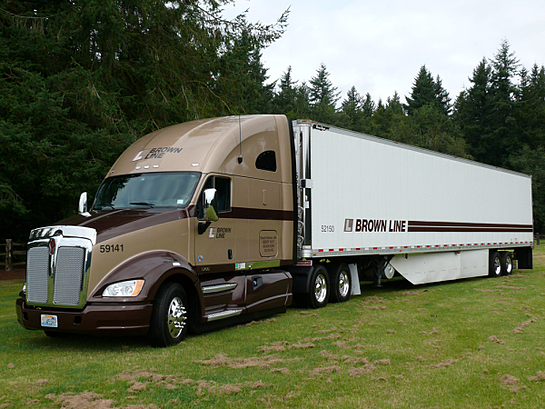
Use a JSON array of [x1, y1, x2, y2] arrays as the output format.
[[408, 220, 533, 233], [223, 207, 293, 221], [408, 220, 533, 229]]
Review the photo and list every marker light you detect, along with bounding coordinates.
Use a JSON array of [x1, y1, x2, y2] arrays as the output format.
[[102, 280, 145, 297]]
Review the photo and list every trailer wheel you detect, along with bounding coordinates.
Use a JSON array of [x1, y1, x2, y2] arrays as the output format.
[[329, 263, 351, 303], [149, 282, 189, 347], [308, 265, 330, 309], [500, 252, 513, 276], [489, 251, 502, 278]]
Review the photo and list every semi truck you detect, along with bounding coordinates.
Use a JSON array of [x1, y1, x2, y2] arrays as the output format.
[[16, 115, 534, 347]]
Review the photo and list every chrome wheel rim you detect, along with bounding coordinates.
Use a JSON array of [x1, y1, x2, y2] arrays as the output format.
[[338, 270, 350, 298], [505, 255, 513, 274], [493, 256, 501, 276], [167, 296, 187, 339], [315, 273, 327, 304]]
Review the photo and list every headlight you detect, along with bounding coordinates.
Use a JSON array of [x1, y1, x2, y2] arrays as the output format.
[[102, 280, 144, 297]]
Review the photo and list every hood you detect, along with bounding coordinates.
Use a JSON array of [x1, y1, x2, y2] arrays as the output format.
[[56, 208, 190, 243]]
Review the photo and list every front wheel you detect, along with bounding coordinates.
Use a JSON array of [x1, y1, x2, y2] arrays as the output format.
[[329, 263, 351, 303], [149, 282, 189, 347]]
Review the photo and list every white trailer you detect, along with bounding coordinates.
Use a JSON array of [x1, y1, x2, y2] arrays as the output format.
[[290, 120, 533, 306], [17, 115, 534, 345]]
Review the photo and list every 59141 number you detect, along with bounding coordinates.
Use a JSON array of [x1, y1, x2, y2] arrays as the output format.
[[100, 244, 124, 253]]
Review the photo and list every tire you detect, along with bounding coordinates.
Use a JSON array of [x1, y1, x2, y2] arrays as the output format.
[[500, 252, 514, 276], [329, 263, 351, 303], [149, 282, 189, 347], [308, 265, 330, 309], [489, 251, 502, 278]]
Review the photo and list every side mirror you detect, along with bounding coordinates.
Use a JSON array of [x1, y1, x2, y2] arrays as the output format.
[[203, 188, 219, 222], [78, 192, 91, 217]]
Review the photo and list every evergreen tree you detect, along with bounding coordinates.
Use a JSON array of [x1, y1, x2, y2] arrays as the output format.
[[272, 66, 299, 118], [405, 65, 451, 115], [0, 0, 288, 240], [339, 86, 364, 131], [454, 58, 494, 163], [488, 39, 520, 166], [308, 63, 340, 123], [516, 64, 545, 149]]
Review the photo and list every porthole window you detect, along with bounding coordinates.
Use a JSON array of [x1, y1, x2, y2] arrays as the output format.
[[255, 150, 277, 172]]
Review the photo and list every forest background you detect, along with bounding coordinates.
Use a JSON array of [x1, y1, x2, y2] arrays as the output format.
[[1, 0, 544, 242]]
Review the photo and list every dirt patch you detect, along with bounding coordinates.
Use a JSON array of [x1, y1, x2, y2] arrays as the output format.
[[430, 358, 459, 369], [513, 318, 537, 333], [197, 353, 292, 369], [310, 365, 343, 376], [50, 391, 158, 409], [487, 335, 505, 345], [528, 371, 545, 382]]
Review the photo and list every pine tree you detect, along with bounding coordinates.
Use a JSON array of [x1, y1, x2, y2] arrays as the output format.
[[0, 0, 288, 240], [272, 66, 299, 117], [454, 58, 494, 163], [488, 39, 520, 166], [339, 86, 363, 131], [308, 63, 340, 123], [405, 65, 451, 115], [516, 64, 545, 149]]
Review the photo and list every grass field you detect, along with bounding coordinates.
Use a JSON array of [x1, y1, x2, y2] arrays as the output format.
[[1, 247, 544, 408]]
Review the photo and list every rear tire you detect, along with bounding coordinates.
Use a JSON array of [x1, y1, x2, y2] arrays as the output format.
[[329, 263, 351, 303], [500, 252, 514, 276], [489, 251, 502, 278], [149, 282, 189, 347]]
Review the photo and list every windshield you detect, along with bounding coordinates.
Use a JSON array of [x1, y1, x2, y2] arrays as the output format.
[[92, 172, 201, 210]]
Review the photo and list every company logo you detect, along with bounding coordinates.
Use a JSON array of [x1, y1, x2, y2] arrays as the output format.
[[208, 227, 232, 239], [344, 218, 407, 233], [132, 146, 183, 162]]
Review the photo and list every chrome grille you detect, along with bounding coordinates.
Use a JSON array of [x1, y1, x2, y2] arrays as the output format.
[[53, 247, 85, 306], [25, 225, 95, 308], [26, 246, 49, 304]]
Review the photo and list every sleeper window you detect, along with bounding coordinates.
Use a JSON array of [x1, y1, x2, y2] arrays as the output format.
[[255, 150, 277, 172]]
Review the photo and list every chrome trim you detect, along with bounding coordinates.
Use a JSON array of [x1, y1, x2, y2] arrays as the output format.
[[202, 283, 237, 294], [205, 309, 243, 322], [29, 225, 97, 245]]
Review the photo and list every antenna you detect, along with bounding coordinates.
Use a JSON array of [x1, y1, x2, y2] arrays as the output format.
[[237, 114, 243, 164]]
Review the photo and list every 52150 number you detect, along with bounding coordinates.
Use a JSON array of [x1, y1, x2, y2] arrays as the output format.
[[320, 225, 335, 233], [100, 244, 124, 253]]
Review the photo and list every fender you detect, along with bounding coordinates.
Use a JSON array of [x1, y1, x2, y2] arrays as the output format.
[[89, 251, 199, 304]]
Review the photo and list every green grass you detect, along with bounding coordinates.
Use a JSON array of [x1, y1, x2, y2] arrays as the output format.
[[1, 247, 545, 408]]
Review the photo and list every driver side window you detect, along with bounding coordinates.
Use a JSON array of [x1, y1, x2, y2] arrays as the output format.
[[197, 176, 231, 220]]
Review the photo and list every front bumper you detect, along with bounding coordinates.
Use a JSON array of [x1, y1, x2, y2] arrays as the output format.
[[16, 298, 153, 336]]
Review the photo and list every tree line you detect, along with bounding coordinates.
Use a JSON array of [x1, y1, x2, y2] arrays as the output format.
[[1, 1, 544, 241]]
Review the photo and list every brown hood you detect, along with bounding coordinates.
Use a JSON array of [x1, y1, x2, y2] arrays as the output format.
[[56, 208, 191, 243]]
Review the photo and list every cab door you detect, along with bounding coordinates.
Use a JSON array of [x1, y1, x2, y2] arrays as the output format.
[[194, 175, 235, 273]]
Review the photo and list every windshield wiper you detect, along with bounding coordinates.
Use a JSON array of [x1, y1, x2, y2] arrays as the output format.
[[130, 202, 155, 208], [95, 203, 115, 210]]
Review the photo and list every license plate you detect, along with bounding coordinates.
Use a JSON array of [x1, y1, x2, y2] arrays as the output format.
[[41, 314, 58, 328]]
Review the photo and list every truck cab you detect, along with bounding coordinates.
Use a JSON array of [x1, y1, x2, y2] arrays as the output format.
[[16, 115, 295, 346]]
